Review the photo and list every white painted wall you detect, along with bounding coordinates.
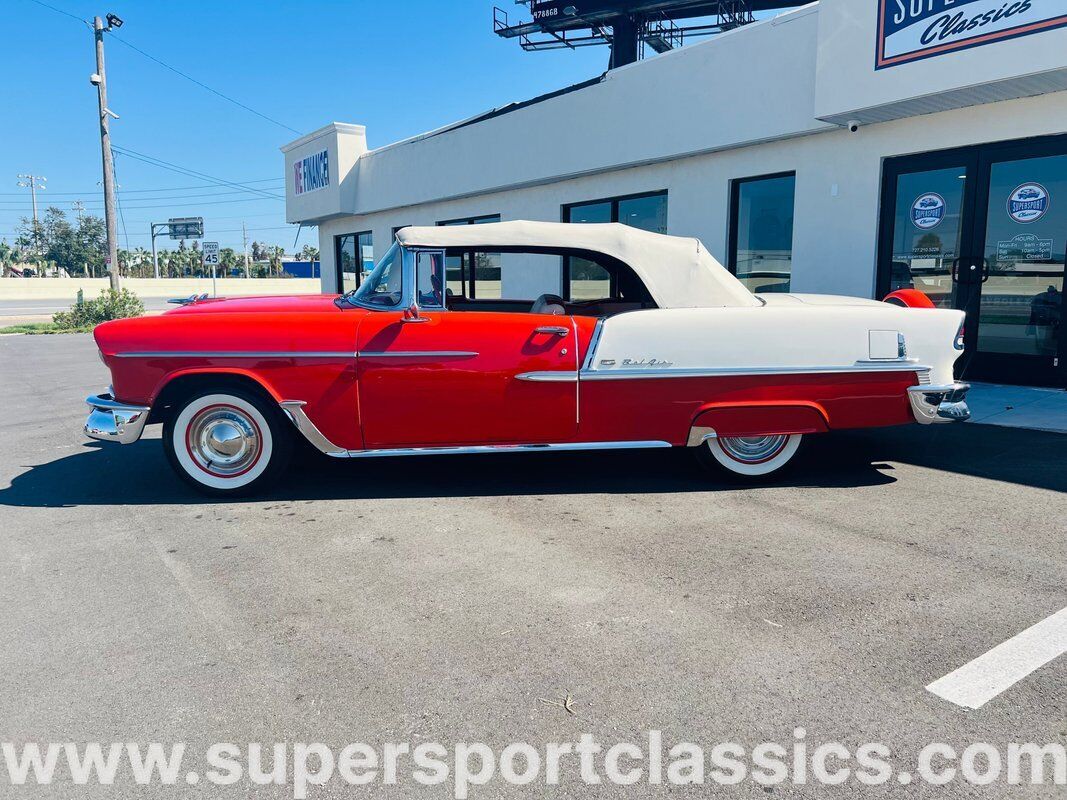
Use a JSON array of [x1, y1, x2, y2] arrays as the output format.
[[815, 0, 1067, 124], [288, 0, 1067, 300], [315, 88, 1067, 299]]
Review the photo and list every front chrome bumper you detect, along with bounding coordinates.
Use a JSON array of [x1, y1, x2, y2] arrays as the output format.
[[84, 393, 152, 444], [907, 383, 971, 424]]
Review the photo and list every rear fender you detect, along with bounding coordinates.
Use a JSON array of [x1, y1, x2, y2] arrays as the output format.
[[688, 402, 830, 443]]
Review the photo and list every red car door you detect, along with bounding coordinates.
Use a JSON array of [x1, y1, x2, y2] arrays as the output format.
[[355, 311, 578, 448]]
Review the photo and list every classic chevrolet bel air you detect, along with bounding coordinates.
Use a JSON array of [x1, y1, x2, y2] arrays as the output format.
[[85, 221, 970, 495]]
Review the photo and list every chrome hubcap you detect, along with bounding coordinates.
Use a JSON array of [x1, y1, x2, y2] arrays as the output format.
[[187, 406, 261, 476], [717, 434, 788, 464]]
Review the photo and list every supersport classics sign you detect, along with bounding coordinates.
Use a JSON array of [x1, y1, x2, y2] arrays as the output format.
[[876, 0, 1067, 69]]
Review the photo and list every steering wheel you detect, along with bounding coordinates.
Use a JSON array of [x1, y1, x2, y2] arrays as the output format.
[[531, 293, 567, 315]]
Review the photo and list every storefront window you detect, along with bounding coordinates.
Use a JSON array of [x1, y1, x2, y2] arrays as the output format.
[[335, 231, 373, 294], [562, 191, 667, 300], [730, 174, 795, 293], [437, 215, 501, 298]]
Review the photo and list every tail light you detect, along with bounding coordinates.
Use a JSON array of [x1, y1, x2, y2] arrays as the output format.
[[954, 322, 965, 350]]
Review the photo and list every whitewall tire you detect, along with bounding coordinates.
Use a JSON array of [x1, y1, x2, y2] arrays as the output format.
[[163, 389, 292, 496], [697, 433, 803, 480]]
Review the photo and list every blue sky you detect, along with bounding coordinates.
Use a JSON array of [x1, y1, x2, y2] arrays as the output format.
[[2, 0, 609, 252]]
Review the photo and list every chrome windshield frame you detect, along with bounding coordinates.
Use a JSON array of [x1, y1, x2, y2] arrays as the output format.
[[343, 244, 449, 314], [343, 241, 407, 312]]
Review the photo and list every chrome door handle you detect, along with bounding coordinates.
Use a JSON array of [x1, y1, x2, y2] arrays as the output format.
[[534, 326, 569, 337]]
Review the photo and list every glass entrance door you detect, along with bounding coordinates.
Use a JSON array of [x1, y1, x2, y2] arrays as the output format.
[[879, 136, 1067, 387], [971, 149, 1066, 384]]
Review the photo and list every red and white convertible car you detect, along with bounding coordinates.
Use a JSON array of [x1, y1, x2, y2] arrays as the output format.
[[85, 221, 969, 495]]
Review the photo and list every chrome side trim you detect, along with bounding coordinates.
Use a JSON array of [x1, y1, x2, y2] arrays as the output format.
[[581, 318, 607, 371], [853, 358, 919, 365], [516, 371, 579, 382], [341, 441, 673, 459], [357, 351, 478, 359], [275, 401, 673, 458], [278, 400, 348, 456], [114, 351, 356, 359], [84, 393, 152, 445], [579, 363, 931, 380], [907, 383, 971, 424]]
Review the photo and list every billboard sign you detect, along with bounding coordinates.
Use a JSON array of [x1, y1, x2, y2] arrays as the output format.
[[876, 0, 1067, 70], [168, 217, 204, 239], [293, 148, 330, 196]]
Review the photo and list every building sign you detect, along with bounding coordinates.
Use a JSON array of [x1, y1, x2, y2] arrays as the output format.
[[996, 232, 1054, 261], [876, 0, 1067, 70], [911, 193, 946, 229], [293, 148, 330, 196], [1007, 182, 1050, 223]]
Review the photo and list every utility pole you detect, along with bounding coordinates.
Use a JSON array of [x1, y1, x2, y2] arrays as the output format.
[[242, 222, 250, 278], [91, 13, 123, 291], [16, 174, 46, 254]]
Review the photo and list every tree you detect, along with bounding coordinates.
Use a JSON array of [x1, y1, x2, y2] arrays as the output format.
[[220, 247, 239, 276], [15, 207, 106, 276], [299, 244, 320, 261]]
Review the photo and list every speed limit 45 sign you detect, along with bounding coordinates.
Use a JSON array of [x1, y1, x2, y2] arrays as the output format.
[[201, 241, 220, 267]]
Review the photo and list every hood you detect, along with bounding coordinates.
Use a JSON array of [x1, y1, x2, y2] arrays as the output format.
[[164, 294, 343, 315]]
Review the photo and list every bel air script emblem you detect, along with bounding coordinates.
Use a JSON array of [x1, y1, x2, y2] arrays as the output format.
[[600, 358, 675, 368]]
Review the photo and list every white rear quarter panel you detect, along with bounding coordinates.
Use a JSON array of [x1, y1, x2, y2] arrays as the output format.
[[591, 304, 965, 386]]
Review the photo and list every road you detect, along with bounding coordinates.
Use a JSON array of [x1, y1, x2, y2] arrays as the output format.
[[0, 297, 173, 319], [1, 333, 1065, 798]]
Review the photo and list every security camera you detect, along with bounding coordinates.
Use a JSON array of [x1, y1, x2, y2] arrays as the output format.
[[846, 120, 861, 133], [89, 73, 102, 85]]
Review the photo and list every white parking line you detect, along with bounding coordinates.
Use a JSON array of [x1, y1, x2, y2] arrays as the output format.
[[926, 606, 1067, 709]]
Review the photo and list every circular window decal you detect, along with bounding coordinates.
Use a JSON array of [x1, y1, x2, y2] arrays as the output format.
[[1007, 183, 1050, 224], [911, 193, 946, 230]]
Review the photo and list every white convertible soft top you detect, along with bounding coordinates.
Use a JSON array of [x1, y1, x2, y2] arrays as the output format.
[[395, 220, 759, 309]]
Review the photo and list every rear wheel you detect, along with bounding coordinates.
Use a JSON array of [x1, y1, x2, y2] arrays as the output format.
[[695, 433, 803, 480], [163, 388, 292, 496]]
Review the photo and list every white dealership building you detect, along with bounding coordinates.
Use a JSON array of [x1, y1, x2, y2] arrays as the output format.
[[284, 0, 1067, 387]]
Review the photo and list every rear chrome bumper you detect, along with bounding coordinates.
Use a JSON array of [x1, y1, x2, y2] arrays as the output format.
[[907, 383, 970, 424], [84, 392, 151, 444]]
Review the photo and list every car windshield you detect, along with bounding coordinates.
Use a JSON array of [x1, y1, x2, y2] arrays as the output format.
[[347, 242, 403, 307]]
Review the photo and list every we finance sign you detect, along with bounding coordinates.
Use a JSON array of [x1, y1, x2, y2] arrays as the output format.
[[293, 148, 330, 196], [876, 0, 1067, 69]]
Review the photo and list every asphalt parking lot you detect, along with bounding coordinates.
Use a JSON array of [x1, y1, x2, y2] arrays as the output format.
[[1, 333, 1065, 798]]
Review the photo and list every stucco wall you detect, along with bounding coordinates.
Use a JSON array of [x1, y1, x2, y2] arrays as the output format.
[[0, 278, 321, 301], [315, 89, 1067, 300]]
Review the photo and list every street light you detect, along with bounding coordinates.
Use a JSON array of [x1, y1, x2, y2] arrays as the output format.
[[105, 12, 123, 29]]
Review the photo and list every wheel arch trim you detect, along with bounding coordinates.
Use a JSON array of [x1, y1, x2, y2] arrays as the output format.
[[688, 401, 830, 443]]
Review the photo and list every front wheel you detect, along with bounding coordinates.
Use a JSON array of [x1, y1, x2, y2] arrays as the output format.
[[163, 388, 292, 496], [695, 433, 803, 481]]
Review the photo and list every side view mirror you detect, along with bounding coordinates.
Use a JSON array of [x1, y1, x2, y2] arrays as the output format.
[[402, 302, 429, 323]]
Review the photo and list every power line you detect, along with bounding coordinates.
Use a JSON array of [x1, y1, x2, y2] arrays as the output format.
[[0, 195, 284, 211], [0, 179, 282, 196], [23, 0, 301, 136], [108, 33, 302, 135], [111, 146, 284, 201], [24, 0, 89, 25]]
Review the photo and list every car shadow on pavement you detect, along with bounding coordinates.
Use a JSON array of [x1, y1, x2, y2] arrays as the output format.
[[1, 433, 904, 508], [0, 423, 1060, 507]]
